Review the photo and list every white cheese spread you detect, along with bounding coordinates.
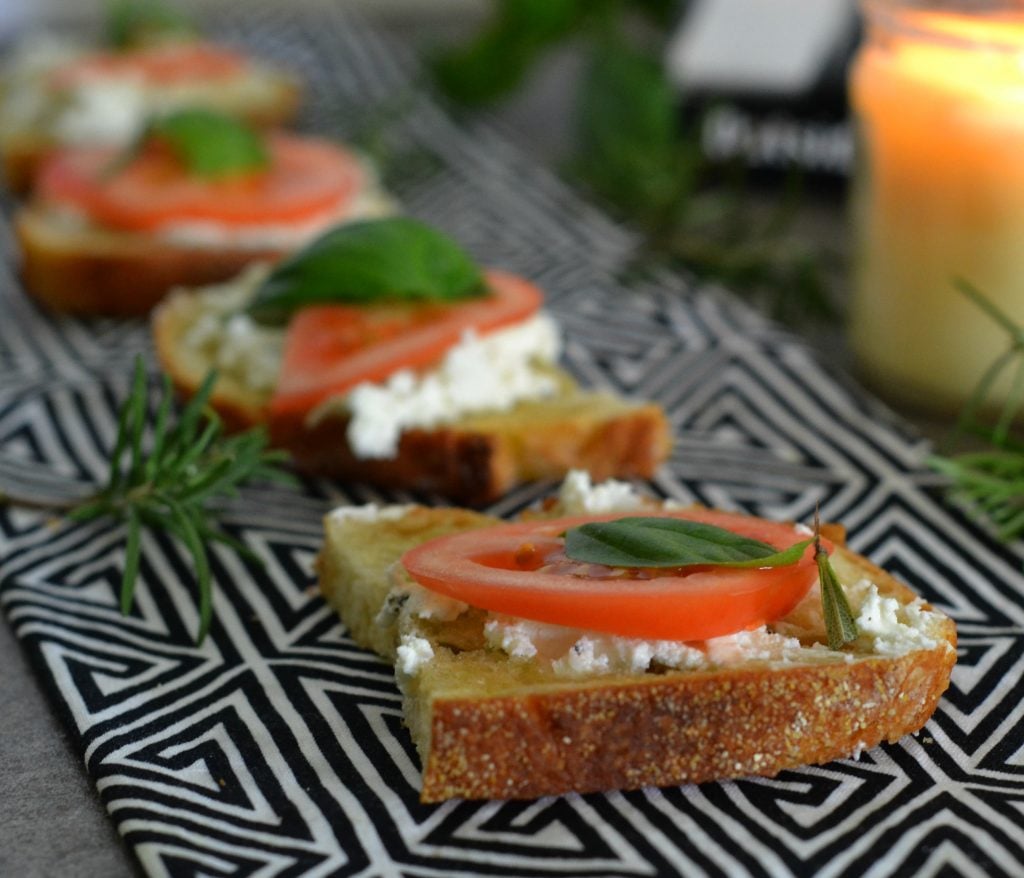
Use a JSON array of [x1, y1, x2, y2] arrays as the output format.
[[321, 312, 563, 459], [181, 265, 284, 395], [483, 615, 816, 676], [327, 504, 415, 525], [28, 61, 286, 147], [51, 77, 149, 145], [848, 578, 941, 656], [557, 469, 647, 514]]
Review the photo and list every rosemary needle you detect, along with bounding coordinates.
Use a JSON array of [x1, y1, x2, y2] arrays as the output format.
[[815, 508, 858, 651], [69, 356, 293, 643]]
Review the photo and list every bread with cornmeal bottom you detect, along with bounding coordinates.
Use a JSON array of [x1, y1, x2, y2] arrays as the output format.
[[316, 475, 957, 802]]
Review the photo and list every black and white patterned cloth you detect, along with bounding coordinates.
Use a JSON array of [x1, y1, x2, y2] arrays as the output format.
[[1, 6, 1022, 877]]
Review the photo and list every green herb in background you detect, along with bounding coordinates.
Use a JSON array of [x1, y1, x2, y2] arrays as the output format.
[[431, 0, 833, 323], [929, 279, 1024, 541], [68, 358, 293, 643], [106, 0, 196, 49]]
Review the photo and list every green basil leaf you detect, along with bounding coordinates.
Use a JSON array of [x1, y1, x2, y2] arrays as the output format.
[[148, 109, 268, 179], [563, 517, 812, 569], [106, 0, 196, 49], [246, 217, 486, 324]]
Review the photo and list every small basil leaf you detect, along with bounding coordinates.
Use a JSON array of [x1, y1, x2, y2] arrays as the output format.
[[563, 517, 812, 569], [148, 109, 268, 179], [246, 217, 486, 324]]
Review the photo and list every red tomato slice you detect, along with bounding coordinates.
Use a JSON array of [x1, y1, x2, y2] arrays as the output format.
[[269, 270, 544, 417], [37, 134, 363, 231], [402, 509, 823, 641], [50, 43, 247, 89]]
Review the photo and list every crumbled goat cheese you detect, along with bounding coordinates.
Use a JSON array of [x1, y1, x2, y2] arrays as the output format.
[[52, 79, 148, 145], [327, 504, 415, 525], [484, 616, 715, 676], [183, 270, 285, 396], [395, 634, 434, 676], [557, 469, 646, 514], [704, 628, 805, 664], [849, 579, 940, 656], [326, 313, 562, 459]]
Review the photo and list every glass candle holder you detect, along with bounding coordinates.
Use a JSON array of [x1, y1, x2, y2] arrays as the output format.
[[849, 0, 1024, 413]]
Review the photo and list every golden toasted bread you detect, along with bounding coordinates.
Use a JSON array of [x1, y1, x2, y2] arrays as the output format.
[[317, 478, 957, 802]]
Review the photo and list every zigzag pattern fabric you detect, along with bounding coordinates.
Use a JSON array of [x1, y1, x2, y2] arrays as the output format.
[[1, 6, 1023, 877]]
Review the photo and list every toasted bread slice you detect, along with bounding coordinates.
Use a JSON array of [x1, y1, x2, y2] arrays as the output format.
[[16, 153, 394, 316], [152, 280, 672, 504], [16, 205, 287, 316], [317, 480, 957, 802]]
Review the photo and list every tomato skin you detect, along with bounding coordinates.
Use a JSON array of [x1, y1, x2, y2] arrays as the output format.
[[36, 134, 363, 232], [269, 270, 544, 418], [402, 509, 825, 642]]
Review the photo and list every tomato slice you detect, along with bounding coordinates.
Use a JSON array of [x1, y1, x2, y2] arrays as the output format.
[[50, 43, 247, 89], [37, 134, 363, 231], [402, 509, 823, 641], [269, 270, 543, 417]]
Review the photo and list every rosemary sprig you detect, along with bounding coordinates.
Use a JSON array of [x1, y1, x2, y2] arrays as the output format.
[[69, 358, 293, 643], [815, 509, 857, 650], [928, 279, 1024, 539]]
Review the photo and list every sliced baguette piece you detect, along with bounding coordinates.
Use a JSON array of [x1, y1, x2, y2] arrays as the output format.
[[16, 150, 394, 317], [152, 280, 672, 504], [16, 204, 286, 316], [317, 485, 957, 802]]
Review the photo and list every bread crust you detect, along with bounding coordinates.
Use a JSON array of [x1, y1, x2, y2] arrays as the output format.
[[421, 646, 954, 801], [152, 286, 673, 503], [317, 505, 957, 802], [272, 398, 671, 505], [17, 206, 285, 317]]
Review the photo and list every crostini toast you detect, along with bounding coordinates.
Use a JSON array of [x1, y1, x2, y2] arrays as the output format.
[[153, 269, 672, 504], [317, 474, 957, 802]]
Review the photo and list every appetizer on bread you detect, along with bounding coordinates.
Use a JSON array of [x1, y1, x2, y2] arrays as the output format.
[[0, 2, 299, 192], [153, 218, 671, 502], [318, 471, 957, 802], [17, 110, 393, 315]]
